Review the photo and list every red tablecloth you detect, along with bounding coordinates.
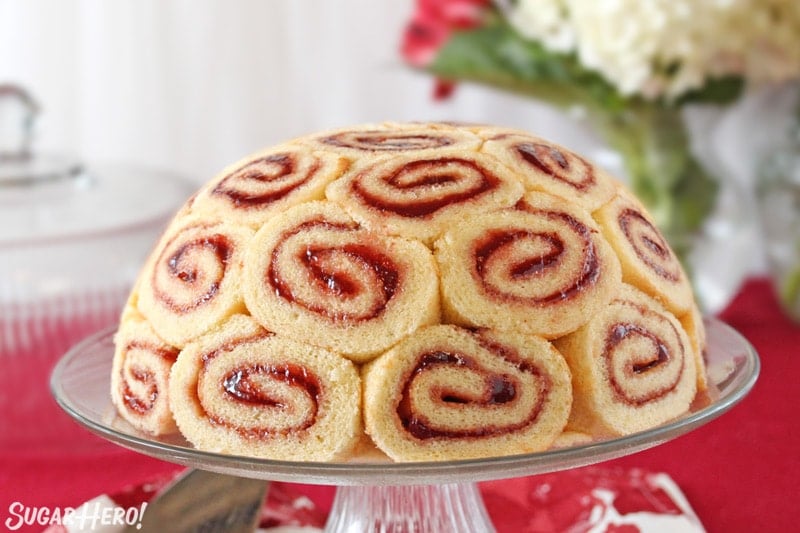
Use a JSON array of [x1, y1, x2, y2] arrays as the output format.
[[1, 278, 798, 532]]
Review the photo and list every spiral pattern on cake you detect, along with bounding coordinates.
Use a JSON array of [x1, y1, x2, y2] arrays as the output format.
[[136, 217, 253, 347], [554, 285, 697, 435], [190, 146, 348, 227], [169, 315, 362, 461], [436, 191, 622, 338], [327, 152, 524, 243], [111, 312, 179, 435], [309, 122, 482, 155], [113, 121, 708, 460], [595, 190, 693, 315], [363, 325, 572, 461], [482, 130, 616, 211], [243, 201, 439, 361]]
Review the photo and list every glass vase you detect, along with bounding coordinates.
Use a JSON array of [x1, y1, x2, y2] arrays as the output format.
[[583, 101, 758, 314], [586, 102, 718, 265], [757, 114, 800, 322]]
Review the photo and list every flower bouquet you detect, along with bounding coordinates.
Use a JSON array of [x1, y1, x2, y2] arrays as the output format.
[[402, 0, 800, 271]]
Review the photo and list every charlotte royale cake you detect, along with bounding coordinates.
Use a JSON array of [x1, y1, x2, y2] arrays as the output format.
[[111, 122, 706, 462]]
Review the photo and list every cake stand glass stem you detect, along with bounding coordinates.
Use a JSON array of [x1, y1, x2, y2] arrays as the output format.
[[324, 482, 496, 532]]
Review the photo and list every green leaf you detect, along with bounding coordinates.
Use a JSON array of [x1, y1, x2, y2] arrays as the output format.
[[428, 18, 625, 112], [427, 14, 745, 109], [677, 76, 744, 106]]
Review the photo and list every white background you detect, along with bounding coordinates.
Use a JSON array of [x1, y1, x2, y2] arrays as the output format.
[[0, 0, 600, 185]]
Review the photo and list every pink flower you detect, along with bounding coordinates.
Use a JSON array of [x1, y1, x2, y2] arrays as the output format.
[[401, 0, 490, 68]]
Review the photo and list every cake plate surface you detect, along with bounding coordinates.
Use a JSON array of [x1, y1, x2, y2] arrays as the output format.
[[51, 318, 759, 532]]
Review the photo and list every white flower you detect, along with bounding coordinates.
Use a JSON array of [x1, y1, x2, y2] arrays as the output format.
[[503, 0, 800, 99], [506, 0, 574, 52]]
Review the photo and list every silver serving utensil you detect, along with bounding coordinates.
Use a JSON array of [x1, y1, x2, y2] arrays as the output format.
[[125, 469, 269, 533]]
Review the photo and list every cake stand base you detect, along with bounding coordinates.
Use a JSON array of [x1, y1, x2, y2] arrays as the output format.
[[324, 482, 495, 532]]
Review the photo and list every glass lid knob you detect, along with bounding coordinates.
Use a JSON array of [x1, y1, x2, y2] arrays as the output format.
[[0, 83, 83, 187]]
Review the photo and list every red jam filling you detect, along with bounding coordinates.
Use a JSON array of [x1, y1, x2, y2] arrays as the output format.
[[212, 154, 320, 208], [321, 132, 454, 151], [268, 219, 400, 321], [472, 206, 599, 304], [397, 346, 548, 440], [604, 318, 683, 405], [153, 232, 233, 313], [352, 158, 500, 218], [515, 142, 595, 192], [618, 208, 681, 282]]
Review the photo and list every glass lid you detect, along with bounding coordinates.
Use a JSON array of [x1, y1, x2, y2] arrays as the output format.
[[0, 83, 191, 245]]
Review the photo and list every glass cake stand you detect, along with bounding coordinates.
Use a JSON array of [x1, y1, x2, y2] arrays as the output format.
[[51, 318, 759, 532]]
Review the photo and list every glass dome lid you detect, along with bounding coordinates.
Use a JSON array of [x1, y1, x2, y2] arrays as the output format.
[[0, 84, 191, 246]]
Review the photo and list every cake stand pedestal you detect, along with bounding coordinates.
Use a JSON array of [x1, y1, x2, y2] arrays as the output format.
[[325, 483, 493, 531], [51, 319, 759, 532]]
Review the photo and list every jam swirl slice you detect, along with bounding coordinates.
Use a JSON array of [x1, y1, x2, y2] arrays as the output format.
[[243, 201, 440, 362], [191, 147, 348, 227], [436, 191, 622, 339], [169, 315, 362, 462], [554, 284, 697, 435], [137, 218, 254, 347], [595, 191, 694, 316], [111, 315, 179, 436], [326, 152, 524, 244], [312, 122, 481, 154], [363, 325, 572, 461], [482, 130, 616, 211]]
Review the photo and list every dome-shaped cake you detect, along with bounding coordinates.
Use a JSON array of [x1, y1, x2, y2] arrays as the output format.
[[111, 122, 706, 462]]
